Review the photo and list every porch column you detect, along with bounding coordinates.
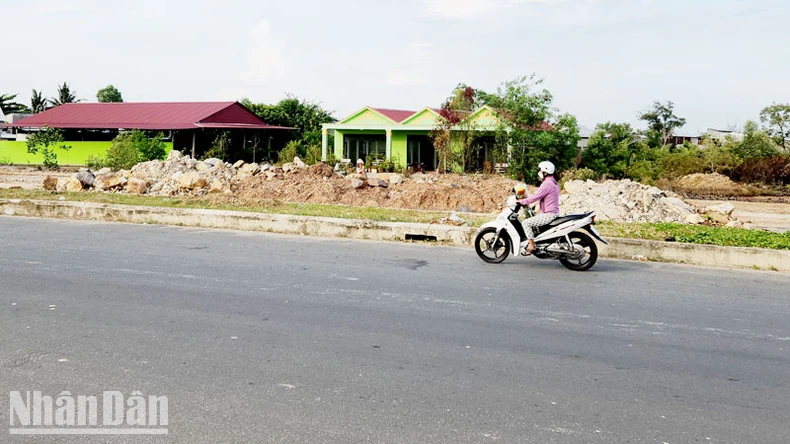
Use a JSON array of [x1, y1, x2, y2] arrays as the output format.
[[385, 129, 392, 160], [321, 127, 329, 161], [191, 131, 196, 158]]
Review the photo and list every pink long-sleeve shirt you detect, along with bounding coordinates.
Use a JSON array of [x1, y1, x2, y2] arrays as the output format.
[[519, 176, 560, 214]]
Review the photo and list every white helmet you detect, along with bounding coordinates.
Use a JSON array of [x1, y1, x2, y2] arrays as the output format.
[[538, 161, 555, 175]]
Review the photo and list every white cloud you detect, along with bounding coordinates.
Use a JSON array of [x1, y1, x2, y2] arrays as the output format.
[[240, 21, 287, 83]]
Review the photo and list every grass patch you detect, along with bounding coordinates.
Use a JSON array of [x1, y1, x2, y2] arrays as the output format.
[[596, 221, 790, 250], [3, 188, 787, 250], [0, 188, 488, 225]]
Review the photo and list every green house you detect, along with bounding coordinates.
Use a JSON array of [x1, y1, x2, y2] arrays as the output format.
[[321, 105, 504, 171]]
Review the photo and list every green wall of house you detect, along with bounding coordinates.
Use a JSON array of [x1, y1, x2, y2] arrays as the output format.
[[391, 132, 407, 166], [333, 130, 344, 160], [331, 130, 424, 167], [0, 140, 173, 166]]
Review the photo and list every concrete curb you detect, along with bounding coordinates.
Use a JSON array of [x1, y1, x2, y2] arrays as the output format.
[[2, 198, 789, 272]]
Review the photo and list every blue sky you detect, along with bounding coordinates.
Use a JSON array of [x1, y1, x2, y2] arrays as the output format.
[[4, 0, 789, 133]]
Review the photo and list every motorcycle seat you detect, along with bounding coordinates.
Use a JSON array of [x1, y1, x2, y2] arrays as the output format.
[[543, 212, 593, 228]]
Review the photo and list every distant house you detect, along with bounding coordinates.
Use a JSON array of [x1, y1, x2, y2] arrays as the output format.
[[705, 128, 744, 142], [667, 132, 701, 146], [577, 125, 594, 150], [321, 105, 513, 171], [1, 112, 33, 140], [1, 102, 291, 165]]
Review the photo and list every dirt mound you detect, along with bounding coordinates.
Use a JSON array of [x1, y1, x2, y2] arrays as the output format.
[[673, 173, 757, 197], [234, 171, 516, 213], [303, 162, 336, 179]]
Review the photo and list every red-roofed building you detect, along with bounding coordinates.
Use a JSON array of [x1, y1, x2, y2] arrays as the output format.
[[3, 102, 292, 164]]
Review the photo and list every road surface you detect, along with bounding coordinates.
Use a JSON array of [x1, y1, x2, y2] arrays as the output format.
[[1, 217, 788, 443]]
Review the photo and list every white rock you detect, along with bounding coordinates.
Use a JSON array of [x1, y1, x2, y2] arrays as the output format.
[[685, 214, 705, 224], [177, 171, 208, 190], [62, 177, 84, 192], [293, 157, 306, 169], [238, 163, 260, 177], [706, 203, 735, 216], [166, 150, 183, 161]]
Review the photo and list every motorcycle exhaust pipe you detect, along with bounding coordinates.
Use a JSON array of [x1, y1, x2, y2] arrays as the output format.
[[544, 245, 585, 258]]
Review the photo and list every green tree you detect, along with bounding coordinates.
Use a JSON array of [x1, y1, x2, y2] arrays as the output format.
[[97, 84, 124, 103], [0, 93, 31, 114], [581, 122, 635, 178], [26, 127, 71, 169], [759, 103, 790, 151], [50, 82, 80, 106], [105, 130, 167, 170], [431, 85, 481, 173], [485, 75, 579, 182], [30, 89, 48, 113], [130, 130, 167, 161], [241, 95, 335, 147], [638, 100, 687, 147], [105, 133, 140, 170], [736, 120, 778, 159]]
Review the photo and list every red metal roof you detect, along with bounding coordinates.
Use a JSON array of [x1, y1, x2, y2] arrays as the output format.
[[7, 102, 291, 130], [370, 108, 418, 123]]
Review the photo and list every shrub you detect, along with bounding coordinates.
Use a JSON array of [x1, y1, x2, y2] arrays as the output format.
[[656, 147, 706, 179], [731, 155, 790, 185], [560, 167, 599, 183], [26, 127, 71, 169], [278, 140, 301, 164], [204, 132, 231, 161], [105, 134, 140, 171], [304, 144, 322, 165], [0, 156, 13, 165], [134, 131, 167, 161], [85, 155, 105, 170]]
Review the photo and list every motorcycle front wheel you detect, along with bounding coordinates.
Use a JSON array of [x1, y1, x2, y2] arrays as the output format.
[[559, 231, 598, 271], [475, 227, 511, 264]]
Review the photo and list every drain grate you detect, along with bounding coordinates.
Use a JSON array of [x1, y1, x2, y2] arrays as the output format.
[[405, 234, 437, 242]]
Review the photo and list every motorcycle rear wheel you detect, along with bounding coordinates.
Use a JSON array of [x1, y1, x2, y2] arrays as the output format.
[[475, 227, 511, 264], [559, 231, 598, 271]]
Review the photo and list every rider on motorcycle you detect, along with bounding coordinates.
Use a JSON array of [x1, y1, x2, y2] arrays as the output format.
[[517, 161, 561, 255]]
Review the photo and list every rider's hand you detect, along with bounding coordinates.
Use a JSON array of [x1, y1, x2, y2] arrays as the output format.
[[517, 198, 530, 206]]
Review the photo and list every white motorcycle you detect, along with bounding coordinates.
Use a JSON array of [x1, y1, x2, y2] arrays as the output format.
[[474, 190, 607, 271]]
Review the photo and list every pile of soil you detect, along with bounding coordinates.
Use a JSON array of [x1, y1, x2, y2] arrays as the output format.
[[671, 173, 758, 198], [234, 166, 517, 213]]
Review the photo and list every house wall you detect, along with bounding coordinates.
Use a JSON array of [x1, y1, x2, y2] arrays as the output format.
[[391, 132, 407, 166], [0, 140, 173, 166], [333, 130, 344, 160]]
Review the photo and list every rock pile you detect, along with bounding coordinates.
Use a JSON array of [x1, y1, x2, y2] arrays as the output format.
[[561, 179, 738, 225], [43, 153, 744, 226], [53, 150, 313, 196]]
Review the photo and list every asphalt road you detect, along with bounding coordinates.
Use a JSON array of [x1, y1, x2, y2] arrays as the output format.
[[1, 217, 788, 444]]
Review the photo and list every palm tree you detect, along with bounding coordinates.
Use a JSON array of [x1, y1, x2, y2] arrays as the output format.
[[31, 89, 48, 113], [49, 82, 80, 107], [0, 93, 31, 114]]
